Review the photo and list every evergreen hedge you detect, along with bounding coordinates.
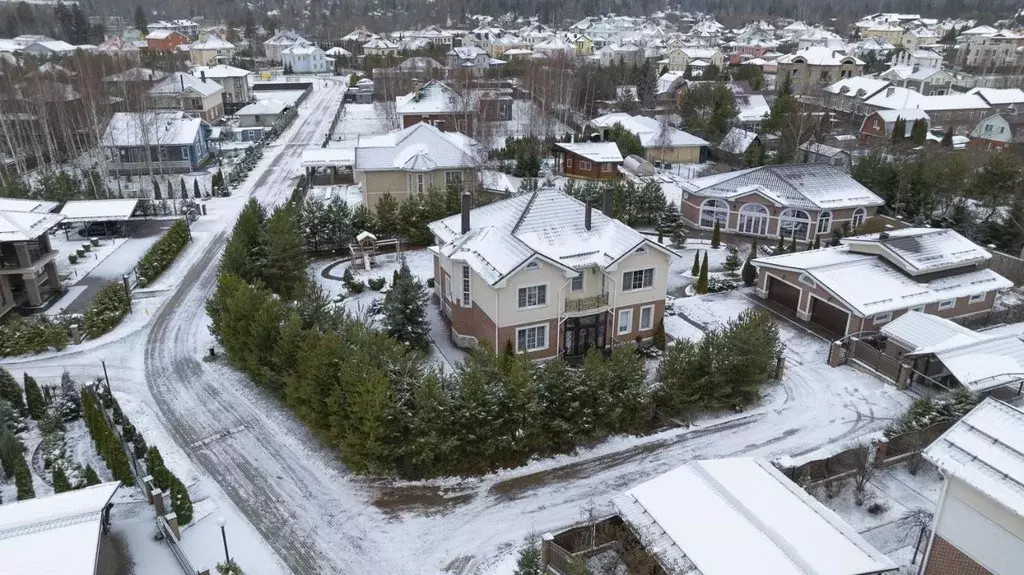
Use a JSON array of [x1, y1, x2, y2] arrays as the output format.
[[81, 390, 135, 486], [82, 283, 131, 338], [0, 315, 69, 356], [136, 220, 191, 287]]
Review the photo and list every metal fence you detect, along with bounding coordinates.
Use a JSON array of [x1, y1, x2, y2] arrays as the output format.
[[847, 337, 903, 382], [158, 515, 201, 575]]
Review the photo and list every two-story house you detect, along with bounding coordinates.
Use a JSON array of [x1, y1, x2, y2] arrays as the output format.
[[188, 35, 235, 66], [282, 42, 330, 74], [446, 46, 492, 71], [968, 113, 1024, 151], [776, 47, 865, 94], [0, 205, 64, 317], [665, 46, 726, 72], [353, 122, 481, 211], [145, 29, 190, 53], [102, 111, 210, 175], [589, 113, 707, 163], [921, 398, 1024, 575], [428, 187, 675, 359], [395, 80, 476, 134], [553, 141, 624, 180], [190, 65, 252, 114], [956, 27, 1021, 69], [147, 72, 225, 122], [752, 228, 1012, 337], [263, 30, 309, 63]]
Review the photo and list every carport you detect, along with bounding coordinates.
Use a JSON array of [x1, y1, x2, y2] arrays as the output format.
[[301, 149, 355, 186], [810, 297, 850, 338], [59, 199, 140, 239], [766, 275, 800, 311]]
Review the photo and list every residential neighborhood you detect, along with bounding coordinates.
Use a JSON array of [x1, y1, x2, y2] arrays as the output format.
[[1, 3, 1024, 575]]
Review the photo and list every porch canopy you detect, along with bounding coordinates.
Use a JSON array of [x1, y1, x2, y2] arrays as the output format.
[[59, 199, 140, 223], [301, 148, 355, 169]]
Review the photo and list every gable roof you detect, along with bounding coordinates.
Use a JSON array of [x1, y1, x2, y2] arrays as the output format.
[[554, 141, 624, 163], [0, 209, 65, 241], [681, 164, 883, 210], [0, 482, 121, 575], [190, 35, 234, 50], [844, 228, 992, 275], [924, 398, 1024, 517], [264, 30, 307, 46], [395, 81, 471, 115], [236, 99, 288, 116], [612, 458, 896, 575], [149, 71, 223, 98], [102, 111, 204, 147], [777, 47, 864, 66], [190, 64, 250, 79], [354, 122, 481, 172], [967, 87, 1024, 106], [825, 77, 890, 100], [429, 187, 671, 286], [590, 113, 708, 148], [718, 127, 760, 154], [880, 310, 978, 351]]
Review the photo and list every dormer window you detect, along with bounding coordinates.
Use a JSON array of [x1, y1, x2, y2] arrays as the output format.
[[525, 261, 540, 270]]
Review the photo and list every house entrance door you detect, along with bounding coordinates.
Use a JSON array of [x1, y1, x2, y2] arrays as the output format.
[[564, 312, 607, 356]]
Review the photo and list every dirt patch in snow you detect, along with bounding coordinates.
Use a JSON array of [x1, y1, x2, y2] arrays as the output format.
[[372, 484, 476, 517]]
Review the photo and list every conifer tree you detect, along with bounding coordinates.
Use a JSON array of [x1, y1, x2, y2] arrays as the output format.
[[193, 179, 201, 198], [382, 261, 430, 351], [910, 118, 928, 145], [0, 368, 26, 416], [0, 400, 25, 433], [696, 252, 709, 294], [723, 246, 741, 276], [374, 193, 400, 237], [15, 460, 34, 500], [513, 542, 544, 575], [890, 117, 906, 144], [741, 241, 758, 287], [941, 126, 954, 147], [0, 427, 25, 477], [813, 236, 821, 249], [147, 445, 171, 489], [220, 198, 268, 284], [23, 374, 45, 420], [134, 5, 148, 34], [170, 478, 193, 524], [657, 202, 684, 246], [652, 320, 667, 350], [52, 464, 71, 493], [711, 219, 721, 248], [789, 235, 797, 252], [264, 204, 308, 300], [179, 178, 188, 200], [830, 227, 843, 246], [691, 251, 700, 276], [216, 559, 245, 575], [775, 234, 785, 253], [83, 464, 101, 486]]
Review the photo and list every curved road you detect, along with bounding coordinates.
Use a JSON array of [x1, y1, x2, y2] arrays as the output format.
[[2, 81, 913, 575]]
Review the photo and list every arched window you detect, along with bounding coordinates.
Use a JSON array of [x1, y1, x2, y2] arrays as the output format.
[[699, 198, 729, 229], [852, 207, 867, 229], [779, 208, 811, 241], [817, 211, 832, 234], [737, 203, 769, 236]]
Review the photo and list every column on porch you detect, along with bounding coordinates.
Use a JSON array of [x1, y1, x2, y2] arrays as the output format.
[[21, 272, 42, 306], [43, 261, 60, 291], [0, 276, 14, 307]]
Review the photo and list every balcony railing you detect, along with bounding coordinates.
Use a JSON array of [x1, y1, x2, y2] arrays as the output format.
[[565, 292, 609, 313], [0, 247, 50, 270]]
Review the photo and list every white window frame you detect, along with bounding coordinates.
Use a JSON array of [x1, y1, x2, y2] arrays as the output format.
[[779, 208, 811, 241], [570, 271, 585, 292], [180, 146, 189, 159], [938, 299, 956, 311], [622, 268, 655, 292], [408, 173, 427, 194], [910, 305, 925, 313], [515, 323, 548, 353], [445, 170, 462, 186], [817, 211, 832, 234], [579, 160, 593, 171], [873, 312, 892, 324], [461, 265, 471, 308], [968, 293, 986, 304], [852, 207, 867, 228], [737, 203, 769, 236], [517, 284, 548, 309], [601, 162, 612, 172], [699, 198, 729, 229], [617, 309, 633, 335], [639, 305, 655, 331]]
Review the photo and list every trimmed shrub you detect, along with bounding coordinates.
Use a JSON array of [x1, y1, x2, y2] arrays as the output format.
[[347, 281, 365, 294], [69, 254, 79, 264], [0, 316, 70, 356], [82, 243, 92, 252], [82, 283, 130, 338], [367, 277, 387, 291], [136, 220, 191, 287]]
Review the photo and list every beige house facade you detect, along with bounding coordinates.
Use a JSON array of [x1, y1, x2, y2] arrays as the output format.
[[776, 47, 865, 93], [0, 208, 65, 318]]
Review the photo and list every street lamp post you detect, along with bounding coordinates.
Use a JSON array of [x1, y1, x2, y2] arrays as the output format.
[[217, 516, 230, 564], [100, 358, 110, 389]]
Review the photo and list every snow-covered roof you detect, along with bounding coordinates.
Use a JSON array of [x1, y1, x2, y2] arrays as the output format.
[[798, 141, 848, 158], [825, 77, 890, 100], [844, 228, 992, 275], [301, 148, 355, 168], [735, 94, 770, 123], [754, 232, 1012, 317], [325, 46, 353, 57], [149, 72, 223, 98], [0, 197, 59, 214], [866, 87, 990, 112], [264, 30, 307, 46], [612, 458, 896, 575], [590, 113, 708, 148], [777, 47, 864, 66], [60, 199, 140, 223], [880, 311, 978, 351], [554, 141, 624, 163], [872, 108, 931, 124], [103, 111, 203, 148], [681, 164, 883, 211], [0, 209, 64, 241], [924, 399, 1024, 517], [281, 42, 324, 56], [429, 187, 671, 286], [395, 81, 469, 115], [190, 35, 233, 50], [354, 122, 481, 172], [478, 170, 519, 194], [718, 128, 759, 154], [0, 481, 120, 575], [967, 87, 1024, 106], [146, 29, 178, 40], [235, 99, 288, 116], [190, 64, 250, 79], [363, 38, 399, 49]]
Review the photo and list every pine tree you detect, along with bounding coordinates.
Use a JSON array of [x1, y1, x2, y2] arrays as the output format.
[[711, 219, 721, 248], [789, 235, 797, 252], [83, 464, 101, 486], [374, 192, 400, 237], [941, 126, 954, 147], [0, 368, 25, 416], [0, 427, 26, 478], [513, 542, 544, 575], [382, 261, 430, 351], [170, 478, 193, 524], [723, 246, 741, 275], [264, 205, 308, 300], [134, 5, 148, 34], [15, 460, 34, 500], [216, 559, 245, 575], [23, 374, 44, 420], [778, 72, 793, 96], [775, 235, 785, 254], [890, 117, 906, 144], [741, 241, 758, 287], [52, 464, 71, 493], [696, 252, 709, 294], [691, 251, 700, 276]]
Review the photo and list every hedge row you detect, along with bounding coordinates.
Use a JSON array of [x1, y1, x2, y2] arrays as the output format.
[[82, 389, 135, 486], [0, 315, 69, 357], [136, 220, 191, 287], [82, 282, 130, 339]]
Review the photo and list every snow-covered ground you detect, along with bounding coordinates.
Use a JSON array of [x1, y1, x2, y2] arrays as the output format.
[[481, 99, 571, 150], [306, 184, 363, 207], [52, 234, 129, 285], [328, 102, 393, 145]]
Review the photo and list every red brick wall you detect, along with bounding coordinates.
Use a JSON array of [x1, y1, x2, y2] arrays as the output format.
[[449, 300, 498, 350], [148, 32, 189, 52], [924, 535, 994, 575], [497, 318, 559, 360]]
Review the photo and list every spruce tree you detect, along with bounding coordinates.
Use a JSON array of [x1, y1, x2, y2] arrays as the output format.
[[723, 246, 741, 275], [789, 235, 797, 252], [513, 542, 544, 575], [220, 198, 268, 284], [170, 478, 194, 524], [657, 202, 684, 245], [0, 427, 25, 478], [264, 204, 308, 300], [741, 242, 758, 287], [382, 261, 430, 351], [711, 219, 721, 248], [652, 320, 667, 350], [696, 253, 709, 294], [374, 193, 400, 237], [15, 460, 34, 500], [890, 117, 906, 144], [23, 374, 45, 420], [133, 5, 148, 34], [691, 251, 700, 276], [0, 400, 25, 433], [0, 368, 26, 416], [775, 235, 784, 254], [52, 464, 71, 493], [83, 464, 101, 486], [216, 559, 245, 575]]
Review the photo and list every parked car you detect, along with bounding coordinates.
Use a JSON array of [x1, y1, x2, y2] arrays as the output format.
[[77, 222, 123, 238]]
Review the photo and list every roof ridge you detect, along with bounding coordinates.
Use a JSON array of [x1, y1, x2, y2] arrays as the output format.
[[510, 189, 540, 235]]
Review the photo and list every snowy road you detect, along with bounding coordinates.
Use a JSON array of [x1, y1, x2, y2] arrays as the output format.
[[3, 81, 912, 574]]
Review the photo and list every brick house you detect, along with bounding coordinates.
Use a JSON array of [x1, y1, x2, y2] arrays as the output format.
[[670, 164, 884, 244], [428, 188, 675, 360], [752, 228, 1012, 338], [776, 47, 864, 94], [553, 141, 623, 180], [145, 29, 190, 53], [395, 80, 476, 135], [0, 205, 64, 318], [921, 398, 1024, 575], [860, 109, 931, 146]]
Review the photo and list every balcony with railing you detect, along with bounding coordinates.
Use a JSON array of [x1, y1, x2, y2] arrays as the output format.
[[0, 241, 53, 272], [565, 292, 609, 313]]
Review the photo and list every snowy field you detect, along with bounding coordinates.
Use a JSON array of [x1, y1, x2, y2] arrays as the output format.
[[481, 99, 571, 150], [52, 233, 129, 285], [328, 102, 393, 145], [306, 184, 363, 208]]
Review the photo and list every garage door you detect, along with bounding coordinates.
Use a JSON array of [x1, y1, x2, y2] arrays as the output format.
[[767, 276, 800, 310], [810, 298, 850, 337]]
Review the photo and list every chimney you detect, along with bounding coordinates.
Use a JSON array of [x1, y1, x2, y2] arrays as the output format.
[[886, 86, 895, 97], [584, 201, 592, 230], [180, 74, 185, 91], [461, 191, 471, 234], [602, 186, 613, 217], [912, 63, 919, 73], [200, 70, 206, 82], [879, 224, 893, 240]]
